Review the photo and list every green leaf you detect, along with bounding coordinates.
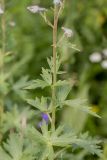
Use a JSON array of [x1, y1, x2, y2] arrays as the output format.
[[51, 127, 102, 157], [64, 98, 100, 118], [51, 125, 64, 137], [27, 127, 54, 160], [1, 106, 34, 133], [24, 68, 52, 90], [56, 84, 71, 105], [41, 68, 52, 85], [47, 56, 61, 74], [13, 76, 29, 90], [27, 127, 46, 144], [26, 97, 51, 113], [51, 126, 77, 147], [12, 76, 29, 99], [24, 79, 49, 89], [0, 133, 36, 160], [3, 134, 23, 160], [51, 132, 77, 147], [74, 132, 102, 157]]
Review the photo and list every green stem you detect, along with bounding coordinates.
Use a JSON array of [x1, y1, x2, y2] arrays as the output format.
[[51, 5, 59, 132]]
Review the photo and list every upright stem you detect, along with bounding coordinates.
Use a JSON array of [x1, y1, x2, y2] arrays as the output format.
[[51, 5, 59, 131]]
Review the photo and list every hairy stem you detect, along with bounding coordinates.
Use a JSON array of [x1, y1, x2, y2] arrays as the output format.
[[51, 5, 59, 131]]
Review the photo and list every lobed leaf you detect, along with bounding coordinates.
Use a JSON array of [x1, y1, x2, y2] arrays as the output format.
[[74, 132, 102, 157], [24, 79, 49, 89], [41, 68, 52, 85], [0, 133, 36, 160], [26, 97, 51, 113], [64, 98, 100, 118], [56, 84, 72, 105], [47, 56, 61, 74]]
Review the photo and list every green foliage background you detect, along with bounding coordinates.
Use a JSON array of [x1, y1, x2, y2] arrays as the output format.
[[0, 0, 107, 159]]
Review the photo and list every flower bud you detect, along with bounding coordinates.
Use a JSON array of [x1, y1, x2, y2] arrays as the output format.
[[62, 27, 73, 38], [27, 5, 47, 14], [53, 0, 61, 5]]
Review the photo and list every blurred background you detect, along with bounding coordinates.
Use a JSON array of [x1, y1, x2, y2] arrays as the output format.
[[0, 0, 107, 159]]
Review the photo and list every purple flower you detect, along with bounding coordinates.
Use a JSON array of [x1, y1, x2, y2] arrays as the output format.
[[41, 113, 49, 124], [38, 113, 49, 128]]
